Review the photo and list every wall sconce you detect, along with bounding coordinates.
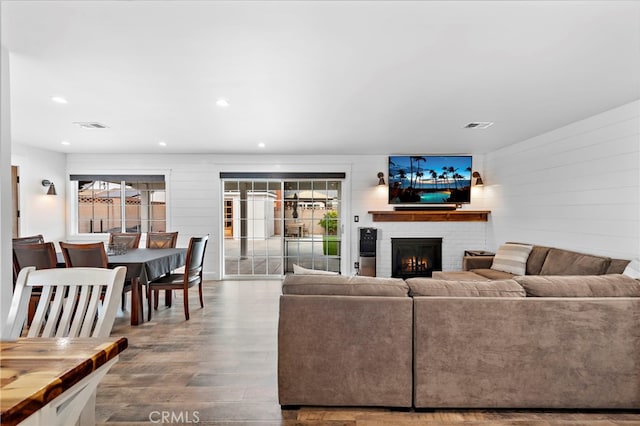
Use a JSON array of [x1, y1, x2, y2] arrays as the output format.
[[42, 179, 57, 195], [472, 171, 484, 186], [377, 172, 386, 186]]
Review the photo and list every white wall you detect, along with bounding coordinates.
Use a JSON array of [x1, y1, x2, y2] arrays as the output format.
[[66, 155, 358, 279], [484, 100, 640, 260], [64, 153, 487, 278], [1, 45, 13, 332], [11, 144, 67, 244]]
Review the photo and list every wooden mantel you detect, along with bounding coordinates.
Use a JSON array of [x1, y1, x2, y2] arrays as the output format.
[[368, 210, 490, 222]]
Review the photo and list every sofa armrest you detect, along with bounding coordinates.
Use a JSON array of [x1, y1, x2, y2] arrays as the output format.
[[463, 255, 494, 270]]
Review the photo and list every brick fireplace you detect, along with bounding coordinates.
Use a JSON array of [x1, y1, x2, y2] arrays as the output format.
[[391, 237, 442, 278]]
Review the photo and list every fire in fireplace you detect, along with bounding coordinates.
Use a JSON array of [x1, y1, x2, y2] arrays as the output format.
[[391, 237, 442, 278]]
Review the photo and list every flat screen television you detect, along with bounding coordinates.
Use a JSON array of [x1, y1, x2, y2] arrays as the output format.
[[388, 155, 472, 204]]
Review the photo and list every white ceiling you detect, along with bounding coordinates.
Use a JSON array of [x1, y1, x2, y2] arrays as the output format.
[[2, 1, 639, 155]]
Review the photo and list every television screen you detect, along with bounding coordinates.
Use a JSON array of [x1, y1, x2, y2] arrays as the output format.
[[388, 155, 472, 204]]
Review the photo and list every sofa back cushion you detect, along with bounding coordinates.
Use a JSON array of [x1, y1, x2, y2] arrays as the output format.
[[514, 274, 640, 297], [609, 258, 632, 274], [490, 243, 533, 275], [407, 278, 526, 297], [539, 248, 611, 275], [282, 274, 409, 297], [470, 268, 516, 280], [526, 245, 552, 275]]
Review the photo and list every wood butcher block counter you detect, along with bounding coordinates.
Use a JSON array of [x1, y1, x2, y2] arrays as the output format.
[[1, 337, 128, 426]]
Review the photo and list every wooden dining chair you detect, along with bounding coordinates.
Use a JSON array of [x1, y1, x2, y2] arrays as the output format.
[[109, 232, 141, 250], [146, 231, 178, 249], [148, 235, 208, 320], [12, 234, 45, 245], [12, 234, 46, 283], [12, 242, 58, 325], [58, 241, 138, 316], [3, 266, 126, 339], [146, 232, 179, 307], [59, 242, 109, 268]]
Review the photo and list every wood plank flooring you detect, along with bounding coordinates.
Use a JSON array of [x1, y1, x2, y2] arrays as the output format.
[[97, 280, 640, 425]]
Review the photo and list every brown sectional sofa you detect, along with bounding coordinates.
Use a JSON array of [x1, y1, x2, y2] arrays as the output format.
[[278, 263, 640, 409], [436, 244, 630, 280]]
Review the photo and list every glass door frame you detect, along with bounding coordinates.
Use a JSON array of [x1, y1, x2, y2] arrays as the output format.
[[220, 172, 349, 279]]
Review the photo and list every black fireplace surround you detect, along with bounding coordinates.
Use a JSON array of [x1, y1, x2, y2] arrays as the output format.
[[391, 237, 442, 279]]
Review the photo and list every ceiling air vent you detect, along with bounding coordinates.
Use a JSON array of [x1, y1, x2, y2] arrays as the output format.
[[464, 122, 494, 129], [72, 121, 109, 129]]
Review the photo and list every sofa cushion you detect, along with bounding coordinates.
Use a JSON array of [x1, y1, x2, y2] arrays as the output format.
[[407, 278, 526, 297], [526, 245, 552, 275], [470, 268, 516, 280], [292, 264, 339, 275], [282, 274, 409, 297], [539, 248, 611, 275], [432, 271, 490, 281], [608, 258, 631, 274], [490, 243, 533, 275], [623, 258, 640, 279], [514, 274, 640, 297]]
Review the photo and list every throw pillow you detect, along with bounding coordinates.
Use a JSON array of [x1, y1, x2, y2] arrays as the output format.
[[292, 264, 339, 275], [490, 243, 533, 276], [623, 258, 640, 279]]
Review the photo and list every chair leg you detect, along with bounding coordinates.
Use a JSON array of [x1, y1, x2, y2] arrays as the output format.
[[183, 290, 190, 320], [198, 282, 204, 308], [165, 290, 172, 307], [154, 290, 160, 310], [146, 285, 152, 322]]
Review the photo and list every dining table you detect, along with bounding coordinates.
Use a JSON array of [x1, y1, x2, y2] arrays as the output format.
[[0, 337, 128, 426], [57, 248, 187, 326]]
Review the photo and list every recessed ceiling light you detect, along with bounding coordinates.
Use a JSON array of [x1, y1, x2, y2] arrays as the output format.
[[216, 98, 230, 108], [61, 141, 71, 146], [51, 96, 68, 104], [464, 122, 494, 129], [258, 142, 266, 148], [158, 141, 167, 147]]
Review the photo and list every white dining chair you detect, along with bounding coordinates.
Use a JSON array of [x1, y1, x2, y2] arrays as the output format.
[[2, 266, 127, 426], [3, 266, 127, 339]]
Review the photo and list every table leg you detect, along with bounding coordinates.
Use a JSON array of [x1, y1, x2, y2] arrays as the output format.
[[130, 277, 144, 326]]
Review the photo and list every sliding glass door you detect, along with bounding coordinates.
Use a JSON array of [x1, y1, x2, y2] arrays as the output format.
[[222, 178, 342, 278]]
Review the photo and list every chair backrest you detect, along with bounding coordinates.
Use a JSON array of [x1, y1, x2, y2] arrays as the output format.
[[12, 241, 57, 285], [185, 235, 208, 283], [146, 232, 178, 249], [109, 232, 141, 249], [13, 242, 58, 273], [60, 242, 109, 268], [2, 266, 127, 339], [12, 234, 45, 246]]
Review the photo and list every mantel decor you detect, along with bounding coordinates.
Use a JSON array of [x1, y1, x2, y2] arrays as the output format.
[[368, 210, 490, 222]]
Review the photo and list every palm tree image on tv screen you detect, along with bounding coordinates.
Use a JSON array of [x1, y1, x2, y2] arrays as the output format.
[[388, 155, 472, 204]]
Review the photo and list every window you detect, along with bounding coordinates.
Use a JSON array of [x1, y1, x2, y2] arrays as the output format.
[[71, 174, 166, 234]]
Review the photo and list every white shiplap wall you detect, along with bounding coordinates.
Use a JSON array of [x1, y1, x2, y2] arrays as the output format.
[[484, 100, 640, 259], [65, 154, 488, 278]]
